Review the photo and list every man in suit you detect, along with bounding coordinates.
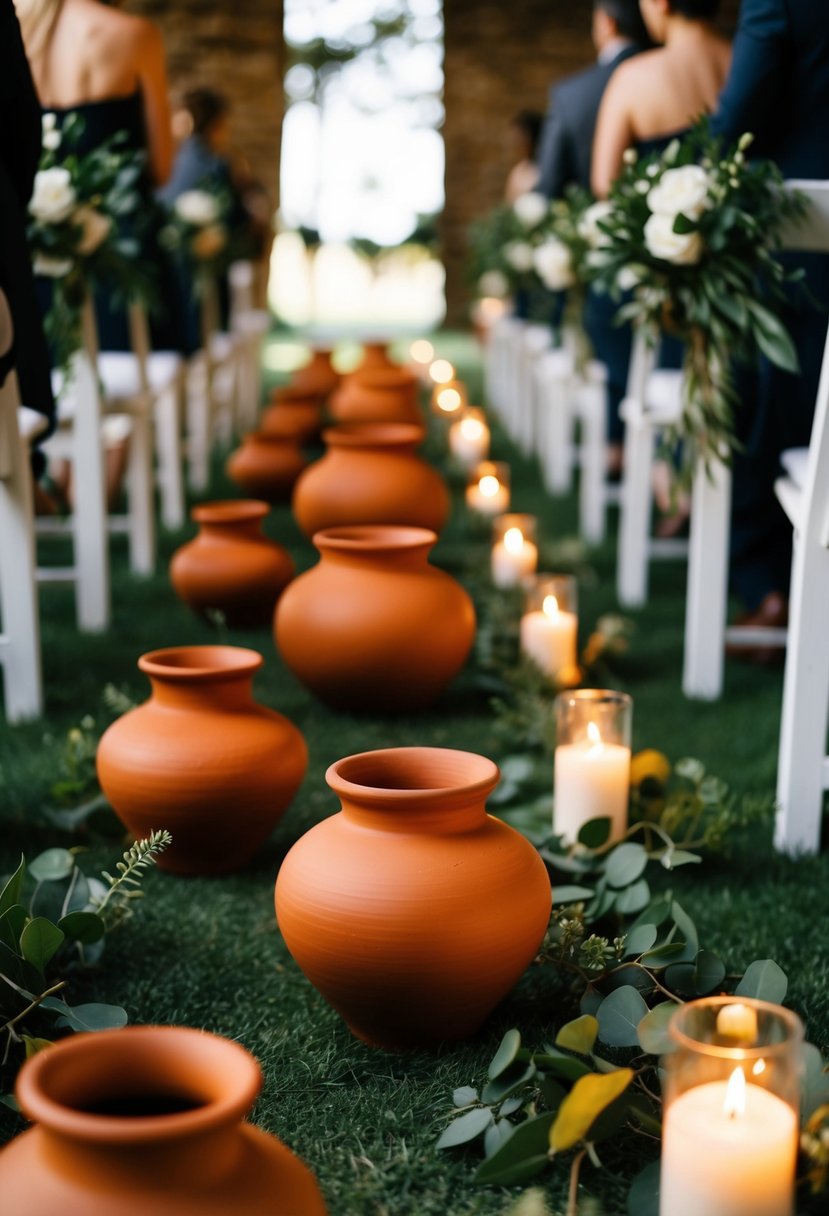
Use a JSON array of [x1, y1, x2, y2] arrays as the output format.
[[711, 0, 829, 646]]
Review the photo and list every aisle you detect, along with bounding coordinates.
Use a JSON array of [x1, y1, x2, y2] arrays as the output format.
[[1, 334, 827, 1215]]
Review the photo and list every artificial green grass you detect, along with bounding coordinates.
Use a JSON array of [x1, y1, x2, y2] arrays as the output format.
[[1, 334, 828, 1215]]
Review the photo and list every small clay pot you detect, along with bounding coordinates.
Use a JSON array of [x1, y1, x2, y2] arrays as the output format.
[[270, 383, 325, 406], [275, 746, 552, 1049], [227, 431, 307, 503], [0, 1025, 327, 1215], [329, 366, 421, 425], [290, 348, 339, 398], [274, 525, 475, 711], [292, 422, 449, 537], [170, 500, 294, 628], [97, 645, 308, 875], [260, 401, 323, 445], [356, 341, 396, 372]]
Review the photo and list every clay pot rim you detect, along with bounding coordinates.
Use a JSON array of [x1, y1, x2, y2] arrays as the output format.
[[327, 746, 500, 803], [312, 524, 437, 554], [271, 386, 324, 404], [351, 367, 412, 387], [138, 645, 264, 681], [191, 500, 269, 525], [243, 430, 300, 446], [15, 1026, 261, 1144], [322, 422, 425, 448]]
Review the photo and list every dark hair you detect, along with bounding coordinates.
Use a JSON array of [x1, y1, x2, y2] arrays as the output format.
[[183, 88, 230, 137], [594, 0, 650, 42], [668, 0, 721, 15], [511, 110, 544, 158]]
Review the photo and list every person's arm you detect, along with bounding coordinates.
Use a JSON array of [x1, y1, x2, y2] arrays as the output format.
[[135, 18, 173, 186], [0, 0, 42, 205], [591, 70, 634, 198], [710, 0, 788, 146], [536, 87, 571, 200]]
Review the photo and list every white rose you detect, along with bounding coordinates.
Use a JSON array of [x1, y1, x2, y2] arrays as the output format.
[[75, 206, 112, 256], [578, 201, 614, 249], [174, 189, 220, 227], [42, 113, 57, 134], [478, 269, 509, 298], [192, 224, 227, 260], [644, 212, 704, 266], [33, 254, 74, 278], [647, 164, 712, 220], [533, 237, 575, 290], [617, 264, 645, 291], [29, 167, 76, 224], [513, 191, 549, 228], [504, 241, 535, 273]]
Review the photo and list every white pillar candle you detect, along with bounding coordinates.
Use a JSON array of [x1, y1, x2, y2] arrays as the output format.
[[554, 721, 629, 843], [520, 595, 578, 680], [466, 474, 509, 516], [450, 416, 490, 468], [491, 527, 538, 589], [660, 1068, 798, 1216]]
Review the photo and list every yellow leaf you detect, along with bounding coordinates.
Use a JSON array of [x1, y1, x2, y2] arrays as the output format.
[[549, 1068, 634, 1152], [555, 1015, 599, 1055], [630, 750, 671, 789], [22, 1036, 54, 1060]]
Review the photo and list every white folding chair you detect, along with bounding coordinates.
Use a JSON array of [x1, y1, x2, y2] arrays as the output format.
[[186, 272, 240, 492], [229, 260, 270, 434]]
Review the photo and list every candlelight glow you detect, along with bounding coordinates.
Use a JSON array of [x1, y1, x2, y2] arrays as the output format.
[[504, 527, 524, 554], [410, 339, 434, 365], [437, 387, 462, 413], [723, 1066, 747, 1119], [460, 417, 485, 440], [752, 1058, 767, 1077], [429, 358, 455, 384], [717, 1003, 759, 1043], [479, 296, 507, 320], [478, 474, 500, 498], [543, 594, 560, 618], [587, 721, 602, 747]]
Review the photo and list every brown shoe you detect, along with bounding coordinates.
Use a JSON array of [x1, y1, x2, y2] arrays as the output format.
[[726, 591, 788, 666]]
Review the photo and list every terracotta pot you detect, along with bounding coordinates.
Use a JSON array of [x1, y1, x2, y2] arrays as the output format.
[[170, 501, 294, 628], [270, 383, 325, 406], [97, 646, 307, 875], [275, 747, 552, 1049], [0, 1026, 327, 1215], [274, 525, 475, 711], [227, 431, 307, 503], [330, 367, 421, 425], [292, 423, 449, 537], [290, 348, 338, 398], [260, 402, 323, 445], [356, 341, 396, 372]]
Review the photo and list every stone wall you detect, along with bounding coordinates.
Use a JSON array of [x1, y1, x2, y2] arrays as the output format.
[[441, 0, 742, 324]]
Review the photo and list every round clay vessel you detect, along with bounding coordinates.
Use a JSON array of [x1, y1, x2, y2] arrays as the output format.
[[356, 340, 396, 372], [330, 366, 421, 425], [292, 423, 449, 537], [260, 401, 323, 445], [290, 348, 338, 398], [271, 383, 325, 406], [96, 646, 308, 875], [275, 747, 552, 1049], [227, 431, 307, 503], [274, 525, 475, 711], [0, 1026, 327, 1215], [170, 501, 294, 628]]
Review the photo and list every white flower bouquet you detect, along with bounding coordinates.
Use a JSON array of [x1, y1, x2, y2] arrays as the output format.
[[587, 123, 808, 479], [161, 185, 231, 276]]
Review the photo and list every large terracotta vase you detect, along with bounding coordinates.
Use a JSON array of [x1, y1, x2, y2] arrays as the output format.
[[97, 646, 307, 875], [290, 348, 338, 398], [274, 525, 475, 711], [260, 401, 323, 445], [170, 501, 294, 628], [330, 367, 421, 425], [227, 431, 307, 503], [0, 1026, 327, 1215], [275, 747, 552, 1049], [292, 423, 449, 537]]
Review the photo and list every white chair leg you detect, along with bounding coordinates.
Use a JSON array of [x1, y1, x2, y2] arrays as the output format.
[[774, 535, 829, 854], [617, 407, 654, 608], [682, 456, 731, 700], [124, 408, 155, 575], [154, 377, 185, 531], [579, 378, 607, 546], [71, 351, 110, 632], [187, 357, 211, 493]]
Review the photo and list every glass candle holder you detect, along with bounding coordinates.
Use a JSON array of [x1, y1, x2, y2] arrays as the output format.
[[660, 996, 804, 1216], [448, 408, 491, 469], [465, 461, 510, 517], [553, 689, 632, 844], [520, 575, 578, 682], [431, 380, 468, 418], [490, 514, 538, 589]]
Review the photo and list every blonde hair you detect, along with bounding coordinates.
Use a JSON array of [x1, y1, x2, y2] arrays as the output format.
[[14, 0, 64, 60]]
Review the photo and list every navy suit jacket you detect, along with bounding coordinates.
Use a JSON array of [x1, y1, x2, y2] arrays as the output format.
[[536, 44, 642, 199]]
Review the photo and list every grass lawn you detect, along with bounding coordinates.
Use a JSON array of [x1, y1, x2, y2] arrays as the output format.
[[1, 333, 828, 1214]]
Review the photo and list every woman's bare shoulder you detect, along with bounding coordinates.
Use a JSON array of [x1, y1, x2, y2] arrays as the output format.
[[87, 3, 163, 58]]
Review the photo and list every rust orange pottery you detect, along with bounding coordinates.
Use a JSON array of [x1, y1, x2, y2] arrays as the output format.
[[0, 1026, 327, 1215], [170, 500, 294, 628], [330, 366, 422, 425], [356, 340, 396, 372], [292, 422, 449, 537], [289, 348, 339, 398], [260, 401, 323, 445], [271, 383, 325, 406], [96, 646, 307, 875], [226, 431, 307, 503], [274, 747, 552, 1049], [274, 526, 475, 711]]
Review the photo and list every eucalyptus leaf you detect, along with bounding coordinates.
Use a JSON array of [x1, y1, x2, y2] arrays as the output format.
[[693, 950, 726, 995], [660, 849, 702, 870], [498, 756, 536, 785], [552, 885, 596, 905], [488, 780, 520, 806], [528, 1053, 592, 1083], [482, 1061, 536, 1105], [436, 1107, 493, 1150], [452, 1086, 478, 1108], [605, 843, 648, 889], [58, 911, 105, 945], [0, 905, 27, 952], [624, 923, 658, 957], [549, 1069, 634, 1151], [555, 1015, 599, 1056], [735, 959, 788, 1004], [28, 849, 75, 883], [669, 901, 698, 963], [631, 896, 673, 931], [488, 1028, 522, 1080], [614, 878, 651, 916], [577, 818, 612, 848], [640, 941, 687, 969], [474, 1113, 555, 1186], [0, 857, 25, 916], [19, 917, 65, 972], [627, 1161, 660, 1216], [664, 963, 697, 997], [484, 1119, 514, 1158], [637, 1002, 678, 1055], [499, 1096, 524, 1118], [597, 987, 650, 1048], [801, 1042, 829, 1119], [48, 1000, 128, 1032]]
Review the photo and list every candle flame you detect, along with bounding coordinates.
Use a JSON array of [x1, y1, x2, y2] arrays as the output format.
[[410, 339, 434, 364], [429, 358, 455, 384], [587, 721, 602, 747], [504, 527, 524, 554], [543, 594, 560, 618], [437, 387, 462, 413], [723, 1066, 747, 1119], [479, 474, 500, 498], [460, 417, 485, 440], [752, 1058, 766, 1077]]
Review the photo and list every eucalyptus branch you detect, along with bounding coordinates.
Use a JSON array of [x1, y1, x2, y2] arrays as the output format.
[[1, 980, 68, 1041], [92, 829, 172, 925]]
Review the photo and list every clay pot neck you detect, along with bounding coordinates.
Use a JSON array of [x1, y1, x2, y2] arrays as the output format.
[[323, 423, 424, 454], [327, 747, 499, 834], [138, 646, 262, 711], [313, 526, 436, 570], [192, 501, 267, 542]]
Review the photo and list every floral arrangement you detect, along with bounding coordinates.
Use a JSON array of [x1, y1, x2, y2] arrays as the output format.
[[160, 183, 233, 276], [27, 113, 151, 374], [587, 123, 808, 482]]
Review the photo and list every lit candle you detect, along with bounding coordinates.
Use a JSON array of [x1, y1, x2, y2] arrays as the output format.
[[521, 594, 578, 681], [431, 381, 468, 417], [553, 697, 631, 843], [449, 410, 490, 468], [491, 526, 538, 589], [465, 464, 510, 516], [409, 339, 435, 381], [717, 1003, 759, 1043], [429, 358, 455, 385], [660, 1066, 798, 1216]]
